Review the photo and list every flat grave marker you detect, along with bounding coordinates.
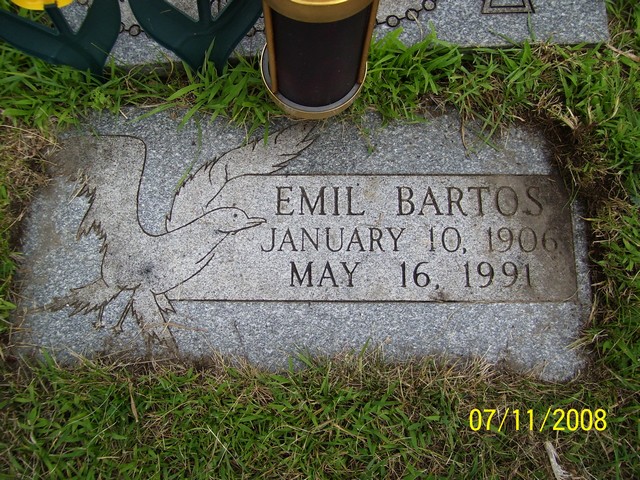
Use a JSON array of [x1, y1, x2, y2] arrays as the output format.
[[15, 110, 591, 381], [62, 0, 609, 66]]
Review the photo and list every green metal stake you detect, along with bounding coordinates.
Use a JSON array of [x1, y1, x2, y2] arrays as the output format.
[[128, 0, 262, 72], [0, 0, 121, 76]]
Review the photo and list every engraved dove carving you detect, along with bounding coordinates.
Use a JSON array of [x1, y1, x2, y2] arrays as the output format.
[[49, 123, 315, 347]]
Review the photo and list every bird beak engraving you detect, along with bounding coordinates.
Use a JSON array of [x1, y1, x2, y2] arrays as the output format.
[[247, 217, 267, 228], [232, 216, 267, 234]]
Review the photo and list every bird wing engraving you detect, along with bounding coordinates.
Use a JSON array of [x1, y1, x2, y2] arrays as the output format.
[[166, 122, 314, 231]]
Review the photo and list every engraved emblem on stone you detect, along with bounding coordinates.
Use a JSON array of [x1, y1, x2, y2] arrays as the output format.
[[482, 0, 535, 14], [49, 124, 315, 347]]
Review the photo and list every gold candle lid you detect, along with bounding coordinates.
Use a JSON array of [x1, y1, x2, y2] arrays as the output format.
[[264, 0, 373, 23]]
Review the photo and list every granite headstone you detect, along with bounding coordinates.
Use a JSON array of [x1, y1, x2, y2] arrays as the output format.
[[61, 0, 609, 67], [15, 110, 591, 381]]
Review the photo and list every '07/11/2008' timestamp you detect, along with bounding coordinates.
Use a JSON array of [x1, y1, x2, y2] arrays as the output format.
[[469, 408, 608, 432]]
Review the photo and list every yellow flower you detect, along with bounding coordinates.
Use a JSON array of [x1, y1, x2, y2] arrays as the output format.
[[10, 0, 74, 10]]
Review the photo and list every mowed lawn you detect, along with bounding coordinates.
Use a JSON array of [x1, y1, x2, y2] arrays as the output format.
[[1, 0, 638, 478]]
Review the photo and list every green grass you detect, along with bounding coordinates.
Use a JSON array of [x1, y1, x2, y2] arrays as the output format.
[[1, 354, 637, 479], [1, 0, 639, 478]]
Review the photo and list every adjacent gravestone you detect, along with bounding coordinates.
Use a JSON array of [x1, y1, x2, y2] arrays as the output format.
[[61, 0, 609, 67], [15, 109, 591, 381]]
